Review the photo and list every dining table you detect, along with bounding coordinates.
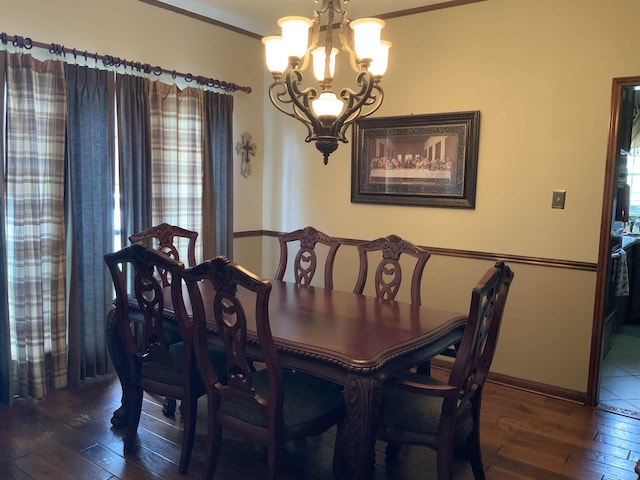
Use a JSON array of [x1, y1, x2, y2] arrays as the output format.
[[106, 280, 467, 480]]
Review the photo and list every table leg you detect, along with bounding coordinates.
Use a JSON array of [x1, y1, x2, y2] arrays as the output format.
[[334, 375, 381, 480]]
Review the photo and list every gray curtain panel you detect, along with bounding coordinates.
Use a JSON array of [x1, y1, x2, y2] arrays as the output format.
[[65, 64, 115, 385], [0, 51, 12, 406], [116, 74, 152, 249], [203, 91, 233, 260]]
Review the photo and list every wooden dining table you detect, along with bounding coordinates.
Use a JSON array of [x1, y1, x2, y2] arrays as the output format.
[[107, 280, 467, 480]]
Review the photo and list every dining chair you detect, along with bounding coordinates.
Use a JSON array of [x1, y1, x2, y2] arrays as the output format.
[[354, 234, 434, 373], [129, 222, 198, 285], [129, 222, 199, 416], [379, 261, 514, 480], [104, 244, 225, 474], [183, 256, 345, 480], [353, 233, 431, 305], [275, 226, 341, 290]]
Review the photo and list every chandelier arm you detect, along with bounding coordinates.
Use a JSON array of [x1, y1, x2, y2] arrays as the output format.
[[283, 68, 324, 136], [355, 83, 384, 117], [332, 72, 383, 141], [318, 0, 331, 14], [268, 78, 316, 140], [339, 71, 375, 110], [337, 91, 383, 141], [336, 77, 384, 143], [339, 12, 360, 72]]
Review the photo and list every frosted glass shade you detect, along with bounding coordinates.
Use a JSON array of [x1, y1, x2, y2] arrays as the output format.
[[278, 16, 312, 58], [311, 47, 338, 81], [262, 36, 289, 73], [350, 18, 385, 60], [312, 92, 344, 118], [369, 41, 392, 76]]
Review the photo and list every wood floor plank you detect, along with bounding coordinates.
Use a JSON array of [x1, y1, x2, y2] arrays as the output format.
[[12, 452, 73, 480], [2, 374, 640, 479], [80, 443, 163, 480], [0, 458, 36, 480], [0, 404, 115, 478], [486, 464, 553, 480]]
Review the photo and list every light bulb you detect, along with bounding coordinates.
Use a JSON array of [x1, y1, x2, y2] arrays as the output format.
[[262, 36, 288, 73], [350, 18, 385, 60], [369, 41, 392, 76], [311, 47, 338, 81], [278, 16, 312, 59], [312, 92, 344, 118]]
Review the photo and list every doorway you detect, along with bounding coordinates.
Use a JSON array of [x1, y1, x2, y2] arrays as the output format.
[[589, 76, 640, 413], [599, 325, 640, 414]]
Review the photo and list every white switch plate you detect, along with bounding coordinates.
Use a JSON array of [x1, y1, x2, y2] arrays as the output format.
[[552, 190, 566, 209]]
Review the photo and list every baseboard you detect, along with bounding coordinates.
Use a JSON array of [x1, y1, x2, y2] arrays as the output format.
[[431, 358, 587, 405]]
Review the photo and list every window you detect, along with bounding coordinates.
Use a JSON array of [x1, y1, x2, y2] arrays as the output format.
[[626, 147, 640, 226]]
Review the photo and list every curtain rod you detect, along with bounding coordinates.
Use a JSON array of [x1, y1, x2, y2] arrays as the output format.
[[0, 32, 252, 94]]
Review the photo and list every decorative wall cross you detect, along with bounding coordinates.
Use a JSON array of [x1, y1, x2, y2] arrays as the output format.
[[236, 131, 257, 178]]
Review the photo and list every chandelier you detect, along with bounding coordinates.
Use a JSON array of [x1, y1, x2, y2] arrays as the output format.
[[262, 0, 391, 165]]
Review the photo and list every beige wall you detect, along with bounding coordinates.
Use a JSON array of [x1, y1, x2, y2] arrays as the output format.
[[5, 0, 640, 395], [257, 0, 640, 395], [2, 0, 266, 235], [261, 0, 639, 259]]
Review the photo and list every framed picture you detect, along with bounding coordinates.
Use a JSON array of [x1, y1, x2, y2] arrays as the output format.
[[351, 111, 480, 208]]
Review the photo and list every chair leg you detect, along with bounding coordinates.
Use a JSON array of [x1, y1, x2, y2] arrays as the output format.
[[202, 396, 222, 480], [465, 393, 486, 480], [162, 397, 177, 417], [468, 406, 486, 479], [106, 309, 129, 430], [124, 384, 144, 455], [267, 440, 283, 480], [416, 360, 431, 375], [436, 439, 455, 480], [385, 442, 402, 460], [178, 394, 198, 473], [468, 433, 486, 480]]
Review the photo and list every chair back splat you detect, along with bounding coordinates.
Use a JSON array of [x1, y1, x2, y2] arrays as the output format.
[[275, 226, 341, 290], [380, 261, 514, 480], [184, 256, 345, 480], [130, 223, 198, 279], [354, 234, 431, 305]]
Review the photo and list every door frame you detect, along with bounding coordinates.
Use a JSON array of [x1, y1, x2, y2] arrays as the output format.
[[588, 75, 640, 407]]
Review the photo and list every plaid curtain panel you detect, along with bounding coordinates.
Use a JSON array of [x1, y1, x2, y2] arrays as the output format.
[[0, 53, 233, 402], [5, 54, 67, 399], [148, 82, 203, 262]]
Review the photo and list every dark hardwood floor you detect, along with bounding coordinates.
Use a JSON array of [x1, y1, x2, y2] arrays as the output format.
[[1, 369, 640, 479]]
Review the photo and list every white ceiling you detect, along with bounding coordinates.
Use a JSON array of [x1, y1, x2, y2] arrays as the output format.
[[154, 0, 447, 37]]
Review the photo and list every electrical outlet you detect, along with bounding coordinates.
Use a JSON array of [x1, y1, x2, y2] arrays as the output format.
[[552, 190, 566, 209]]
